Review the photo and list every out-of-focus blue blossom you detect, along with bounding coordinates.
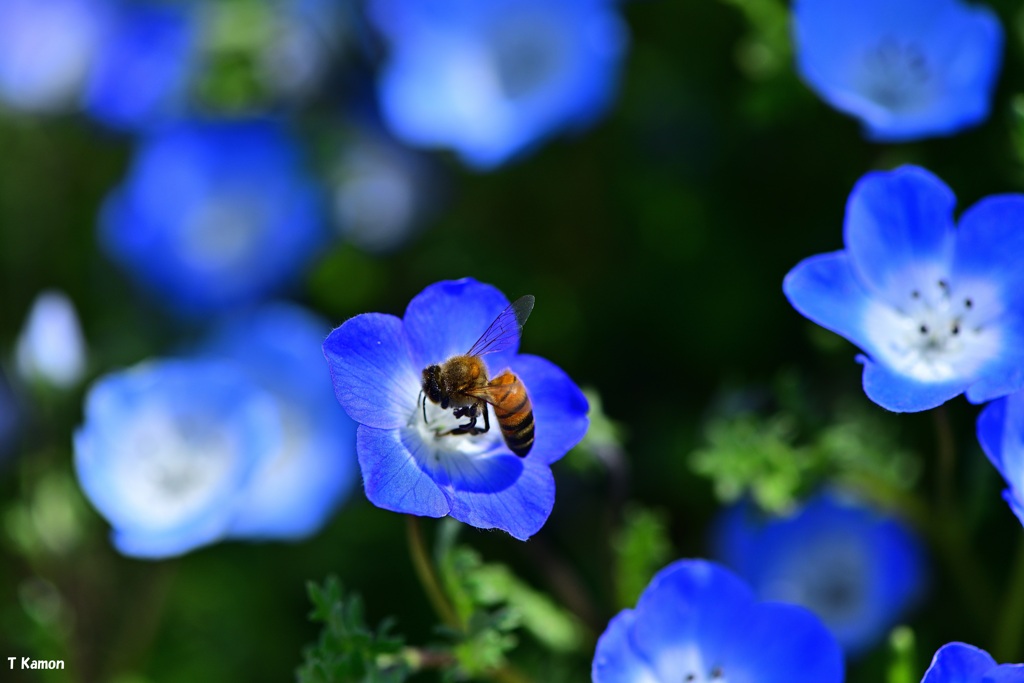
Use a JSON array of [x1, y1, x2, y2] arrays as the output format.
[[258, 0, 353, 101], [921, 642, 1024, 682], [0, 0, 108, 113], [82, 2, 198, 131], [792, 0, 1002, 142], [592, 559, 844, 683], [332, 130, 437, 253], [99, 119, 328, 316], [201, 302, 358, 540], [976, 390, 1024, 529], [74, 360, 283, 558], [712, 492, 925, 657], [367, 0, 628, 169], [15, 290, 88, 390], [784, 165, 1024, 412], [322, 278, 589, 540]]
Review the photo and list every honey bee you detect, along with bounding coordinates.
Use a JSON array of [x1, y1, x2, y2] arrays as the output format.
[[421, 295, 536, 457]]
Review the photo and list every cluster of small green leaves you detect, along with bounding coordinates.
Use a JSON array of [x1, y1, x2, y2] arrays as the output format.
[[296, 577, 410, 683], [689, 405, 921, 513], [611, 507, 673, 609], [436, 520, 585, 679]]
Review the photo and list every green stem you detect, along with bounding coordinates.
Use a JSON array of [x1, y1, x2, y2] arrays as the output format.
[[994, 537, 1024, 661], [932, 406, 955, 514], [405, 516, 461, 630]]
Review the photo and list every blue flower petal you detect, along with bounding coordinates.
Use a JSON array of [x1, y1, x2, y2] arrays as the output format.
[[403, 278, 518, 370], [783, 251, 878, 354], [720, 602, 845, 683], [977, 397, 1010, 477], [357, 425, 450, 517], [922, 642, 998, 683], [629, 560, 756, 676], [592, 610, 661, 683], [844, 167, 956, 305], [860, 356, 966, 412], [446, 454, 554, 540], [986, 664, 1024, 682], [507, 354, 588, 465], [324, 313, 421, 430]]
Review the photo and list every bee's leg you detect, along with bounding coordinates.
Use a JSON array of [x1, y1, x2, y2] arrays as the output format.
[[440, 403, 486, 436], [420, 391, 427, 423]]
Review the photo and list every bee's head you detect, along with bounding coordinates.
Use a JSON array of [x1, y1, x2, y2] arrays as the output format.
[[422, 365, 447, 408]]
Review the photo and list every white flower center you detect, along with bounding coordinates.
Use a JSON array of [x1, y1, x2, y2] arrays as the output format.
[[407, 397, 503, 461], [488, 12, 565, 100], [116, 408, 238, 528], [181, 196, 265, 271], [653, 645, 728, 683], [864, 276, 1003, 383], [764, 538, 867, 627], [857, 38, 934, 113]]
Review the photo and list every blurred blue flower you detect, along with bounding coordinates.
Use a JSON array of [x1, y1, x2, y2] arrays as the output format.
[[99, 119, 328, 316], [201, 302, 358, 540], [784, 165, 1024, 412], [15, 290, 88, 390], [258, 0, 352, 101], [793, 0, 1003, 142], [74, 360, 283, 558], [331, 129, 438, 253], [921, 642, 1024, 682], [367, 0, 628, 169], [322, 278, 588, 540], [0, 0, 108, 112], [82, 1, 198, 130], [976, 389, 1024, 529], [592, 559, 844, 683], [712, 492, 925, 657]]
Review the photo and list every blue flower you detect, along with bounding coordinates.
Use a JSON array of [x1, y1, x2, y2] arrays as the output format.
[[712, 492, 925, 657], [74, 360, 283, 558], [976, 389, 1024, 529], [322, 278, 589, 540], [0, 0, 108, 113], [792, 0, 1003, 142], [15, 290, 87, 390], [82, 2, 198, 131], [201, 302, 358, 540], [99, 119, 328, 316], [921, 642, 1024, 683], [366, 0, 628, 169], [784, 165, 1024, 412], [331, 128, 438, 253], [592, 559, 844, 683]]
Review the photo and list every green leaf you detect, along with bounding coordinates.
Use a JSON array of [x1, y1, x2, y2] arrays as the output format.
[[296, 577, 410, 683], [612, 506, 673, 609]]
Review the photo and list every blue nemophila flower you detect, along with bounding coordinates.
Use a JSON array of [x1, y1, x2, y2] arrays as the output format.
[[792, 0, 1003, 142], [82, 2, 198, 131], [921, 642, 1024, 683], [100, 119, 328, 315], [0, 0, 108, 113], [74, 360, 282, 558], [977, 389, 1024, 529], [592, 559, 844, 683], [367, 0, 628, 169], [15, 290, 87, 390], [201, 303, 358, 540], [322, 278, 588, 540], [712, 492, 925, 657], [784, 165, 1024, 412]]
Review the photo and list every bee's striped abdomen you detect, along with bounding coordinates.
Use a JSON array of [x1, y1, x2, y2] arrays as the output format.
[[488, 371, 534, 457]]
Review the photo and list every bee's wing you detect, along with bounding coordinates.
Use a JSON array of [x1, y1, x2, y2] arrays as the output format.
[[462, 383, 504, 406], [466, 295, 535, 357]]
